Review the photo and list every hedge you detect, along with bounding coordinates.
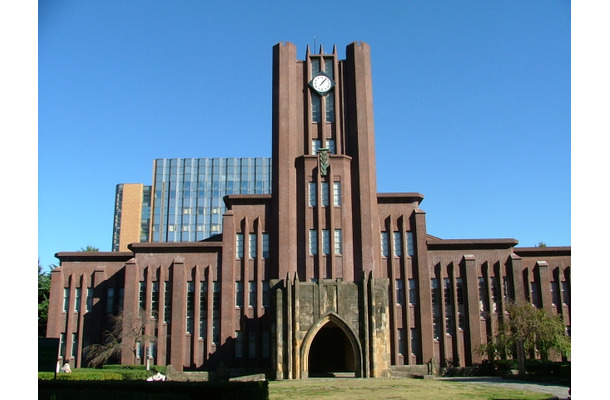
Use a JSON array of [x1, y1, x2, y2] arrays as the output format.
[[38, 380, 269, 400]]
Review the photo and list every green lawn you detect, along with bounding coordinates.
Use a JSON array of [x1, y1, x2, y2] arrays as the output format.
[[268, 378, 554, 400]]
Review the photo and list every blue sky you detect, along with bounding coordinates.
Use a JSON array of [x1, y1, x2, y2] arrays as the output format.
[[36, 0, 572, 270]]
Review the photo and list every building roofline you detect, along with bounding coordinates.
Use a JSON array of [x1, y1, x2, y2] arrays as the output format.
[[128, 241, 223, 252], [427, 238, 519, 250], [55, 251, 134, 262], [513, 246, 571, 257], [223, 194, 272, 209], [377, 192, 424, 205]]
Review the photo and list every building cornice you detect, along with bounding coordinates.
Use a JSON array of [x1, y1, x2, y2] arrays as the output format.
[[427, 238, 519, 250]]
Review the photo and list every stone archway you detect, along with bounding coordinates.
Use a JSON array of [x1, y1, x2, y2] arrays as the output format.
[[300, 313, 362, 378]]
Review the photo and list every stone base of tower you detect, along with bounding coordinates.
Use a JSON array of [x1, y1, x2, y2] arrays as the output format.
[[271, 272, 390, 379]]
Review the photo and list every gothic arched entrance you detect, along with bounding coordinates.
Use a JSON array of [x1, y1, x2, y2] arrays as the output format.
[[300, 313, 362, 378]]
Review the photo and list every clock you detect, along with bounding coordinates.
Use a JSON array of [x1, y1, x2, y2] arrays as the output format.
[[309, 73, 334, 95]]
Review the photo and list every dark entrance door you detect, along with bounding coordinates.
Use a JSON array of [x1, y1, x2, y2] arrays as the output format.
[[308, 321, 355, 377]]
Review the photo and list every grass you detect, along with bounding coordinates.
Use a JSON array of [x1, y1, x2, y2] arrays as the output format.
[[268, 378, 555, 400]]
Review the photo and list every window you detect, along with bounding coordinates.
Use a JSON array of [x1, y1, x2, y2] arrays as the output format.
[[235, 281, 244, 308], [236, 233, 244, 258], [151, 281, 159, 318], [212, 282, 220, 343], [433, 316, 441, 340], [333, 181, 341, 206], [200, 283, 207, 339], [406, 232, 414, 256], [248, 332, 256, 358], [262, 281, 270, 308], [398, 328, 406, 355], [63, 288, 69, 312], [249, 233, 257, 258], [410, 328, 419, 356], [381, 232, 389, 257], [86, 288, 93, 312], [262, 233, 269, 259], [327, 139, 336, 154], [478, 277, 488, 315], [312, 95, 321, 122], [561, 281, 570, 306], [408, 279, 417, 305], [136, 341, 142, 359], [321, 182, 329, 207], [456, 278, 464, 305], [186, 281, 195, 334], [71, 333, 78, 359], [309, 230, 318, 255], [530, 281, 539, 307], [311, 139, 321, 155], [262, 331, 270, 358], [164, 281, 172, 324], [309, 182, 317, 206], [139, 281, 146, 311], [106, 288, 114, 313], [322, 229, 330, 255], [395, 279, 404, 305], [235, 331, 243, 358], [248, 281, 256, 308], [334, 229, 342, 255], [325, 92, 335, 122], [393, 232, 402, 257], [431, 278, 439, 306], [74, 288, 81, 312], [444, 278, 452, 306]]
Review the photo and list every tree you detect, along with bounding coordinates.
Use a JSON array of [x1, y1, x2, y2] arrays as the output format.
[[80, 245, 100, 252], [480, 300, 570, 375], [38, 259, 57, 337], [84, 308, 157, 367], [536, 241, 547, 247]]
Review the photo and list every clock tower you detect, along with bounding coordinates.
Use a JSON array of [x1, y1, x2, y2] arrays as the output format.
[[271, 42, 391, 379], [271, 41, 382, 283]]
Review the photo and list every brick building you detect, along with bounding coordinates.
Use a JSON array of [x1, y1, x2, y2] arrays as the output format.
[[46, 41, 570, 378]]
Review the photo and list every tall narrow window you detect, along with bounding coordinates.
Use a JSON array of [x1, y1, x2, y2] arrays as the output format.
[[151, 281, 159, 318], [408, 279, 417, 305], [74, 288, 81, 312], [393, 232, 402, 257], [325, 92, 335, 122], [262, 281, 270, 308], [199, 283, 207, 339], [321, 182, 329, 207], [262, 233, 269, 259], [311, 139, 321, 155], [262, 331, 270, 358], [248, 332, 256, 358], [63, 288, 69, 312], [406, 232, 414, 256], [381, 232, 389, 257], [410, 328, 420, 356], [322, 229, 330, 255], [333, 181, 341, 206], [106, 287, 114, 313], [139, 281, 146, 311], [212, 282, 220, 344], [456, 278, 464, 305], [561, 281, 570, 306], [235, 331, 243, 358], [491, 277, 500, 312], [236, 233, 244, 259], [235, 281, 244, 308], [327, 139, 336, 154], [312, 96, 321, 122], [309, 182, 317, 206], [164, 281, 172, 324], [309, 230, 318, 255], [398, 328, 406, 355], [71, 333, 78, 359], [334, 229, 342, 255], [478, 277, 488, 316], [86, 288, 93, 312], [186, 281, 195, 334], [249, 233, 257, 259], [248, 281, 256, 308], [395, 279, 404, 305], [530, 281, 539, 307]]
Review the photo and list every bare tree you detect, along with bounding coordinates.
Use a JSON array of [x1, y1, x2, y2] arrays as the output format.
[[84, 308, 157, 367]]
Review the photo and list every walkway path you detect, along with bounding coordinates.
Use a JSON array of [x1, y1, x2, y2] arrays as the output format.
[[438, 376, 569, 399]]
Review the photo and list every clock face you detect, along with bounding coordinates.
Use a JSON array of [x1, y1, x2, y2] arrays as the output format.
[[311, 74, 334, 94]]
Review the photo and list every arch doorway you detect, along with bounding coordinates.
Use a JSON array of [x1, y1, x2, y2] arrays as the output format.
[[307, 320, 357, 377]]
